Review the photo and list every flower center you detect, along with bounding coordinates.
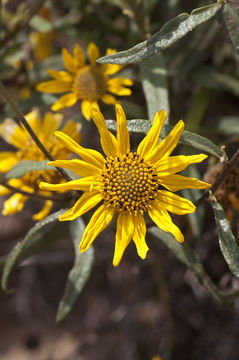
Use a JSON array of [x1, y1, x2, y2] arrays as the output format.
[[72, 65, 107, 100], [102, 153, 159, 214]]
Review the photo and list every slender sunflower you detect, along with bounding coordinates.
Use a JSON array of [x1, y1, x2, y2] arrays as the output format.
[[36, 42, 133, 120], [40, 105, 210, 266], [0, 110, 81, 220]]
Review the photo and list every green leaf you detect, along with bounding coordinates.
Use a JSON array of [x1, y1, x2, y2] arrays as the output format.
[[210, 197, 239, 278], [5, 160, 56, 180], [105, 119, 222, 158], [56, 218, 94, 322], [223, 3, 239, 52], [1, 209, 67, 293], [97, 3, 221, 64], [192, 66, 239, 97], [29, 15, 53, 32], [139, 53, 170, 122], [185, 86, 210, 132]]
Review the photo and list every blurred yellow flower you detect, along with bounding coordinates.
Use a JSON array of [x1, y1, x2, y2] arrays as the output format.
[[40, 105, 210, 266], [30, 31, 55, 62], [36, 43, 133, 120], [0, 110, 81, 221]]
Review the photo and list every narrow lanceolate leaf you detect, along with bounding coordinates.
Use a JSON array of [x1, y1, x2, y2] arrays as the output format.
[[106, 119, 222, 158], [5, 160, 55, 180], [56, 218, 94, 322], [223, 3, 239, 53], [1, 209, 67, 293], [210, 197, 239, 278], [140, 53, 170, 122], [97, 3, 222, 64]]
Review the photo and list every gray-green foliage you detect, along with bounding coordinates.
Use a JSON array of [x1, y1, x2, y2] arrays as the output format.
[[97, 3, 222, 64]]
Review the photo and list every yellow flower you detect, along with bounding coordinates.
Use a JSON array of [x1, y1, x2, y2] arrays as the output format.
[[0, 110, 81, 221], [40, 105, 210, 266], [36, 43, 133, 120]]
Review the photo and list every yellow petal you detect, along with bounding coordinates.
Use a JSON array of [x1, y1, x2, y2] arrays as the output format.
[[36, 80, 72, 93], [54, 131, 105, 168], [61, 121, 81, 141], [87, 42, 100, 65], [155, 154, 208, 175], [91, 107, 119, 157], [73, 44, 85, 67], [48, 159, 101, 177], [149, 120, 184, 163], [116, 104, 130, 155], [39, 177, 95, 192], [2, 193, 28, 215], [59, 190, 102, 221], [155, 191, 195, 215], [47, 70, 73, 81], [51, 93, 78, 111], [0, 152, 18, 172], [62, 48, 78, 73], [159, 174, 211, 192], [0, 185, 11, 196], [81, 100, 99, 121], [101, 94, 117, 104], [33, 200, 53, 221], [137, 110, 167, 159], [80, 204, 114, 251], [102, 50, 124, 75], [0, 118, 27, 148], [107, 77, 133, 95], [41, 112, 63, 136], [25, 109, 42, 132], [148, 203, 184, 243], [113, 212, 135, 267], [133, 213, 149, 260]]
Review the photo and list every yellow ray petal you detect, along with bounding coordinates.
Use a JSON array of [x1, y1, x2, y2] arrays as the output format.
[[33, 200, 53, 221], [59, 190, 102, 221], [155, 191, 195, 215], [107, 77, 133, 87], [149, 120, 184, 163], [81, 100, 99, 121], [159, 174, 211, 192], [51, 93, 78, 111], [137, 110, 167, 159], [73, 44, 85, 67], [133, 213, 149, 260], [54, 131, 105, 168], [39, 177, 95, 192], [62, 48, 78, 73], [48, 159, 102, 177], [101, 94, 117, 104], [148, 203, 184, 243], [41, 112, 63, 136], [2, 193, 28, 215], [36, 80, 72, 93], [61, 121, 81, 142], [91, 107, 119, 157], [102, 50, 124, 75], [25, 110, 42, 132], [155, 154, 208, 175], [116, 104, 130, 155], [87, 42, 100, 65], [80, 204, 114, 252], [0, 152, 18, 172], [0, 118, 27, 148], [113, 212, 135, 267], [47, 70, 73, 81], [0, 185, 11, 196]]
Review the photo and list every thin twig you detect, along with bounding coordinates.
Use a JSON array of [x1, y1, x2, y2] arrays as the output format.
[[194, 146, 239, 207], [2, 181, 69, 202], [0, 81, 72, 183], [0, 0, 46, 49]]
